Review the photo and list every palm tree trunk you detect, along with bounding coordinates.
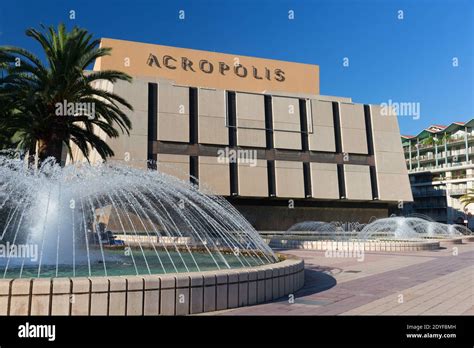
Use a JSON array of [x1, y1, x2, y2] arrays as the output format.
[[37, 137, 63, 166], [27, 142, 36, 168]]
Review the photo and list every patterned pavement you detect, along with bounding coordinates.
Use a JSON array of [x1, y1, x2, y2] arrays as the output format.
[[214, 242, 474, 315]]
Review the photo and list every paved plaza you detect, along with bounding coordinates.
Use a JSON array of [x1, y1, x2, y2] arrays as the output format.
[[215, 242, 474, 315]]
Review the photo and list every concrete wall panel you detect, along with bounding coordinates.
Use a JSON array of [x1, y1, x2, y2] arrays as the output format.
[[310, 162, 339, 199], [344, 164, 372, 200], [238, 159, 268, 197], [275, 161, 305, 198], [236, 93, 266, 147], [199, 156, 230, 195], [198, 89, 228, 145]]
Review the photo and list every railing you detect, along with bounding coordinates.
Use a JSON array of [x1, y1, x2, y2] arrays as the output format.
[[407, 160, 474, 173], [449, 188, 468, 196], [403, 134, 474, 154]]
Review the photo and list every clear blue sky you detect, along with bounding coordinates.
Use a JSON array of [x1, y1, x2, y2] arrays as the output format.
[[0, 0, 472, 136]]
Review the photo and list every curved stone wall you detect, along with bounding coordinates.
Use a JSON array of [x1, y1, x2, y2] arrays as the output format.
[[463, 236, 474, 242], [0, 257, 304, 316], [264, 238, 440, 252]]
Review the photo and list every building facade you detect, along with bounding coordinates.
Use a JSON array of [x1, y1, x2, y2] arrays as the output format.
[[402, 121, 474, 228], [69, 39, 413, 230]]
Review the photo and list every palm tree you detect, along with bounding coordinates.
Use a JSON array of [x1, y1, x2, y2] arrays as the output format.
[[460, 189, 474, 207], [0, 24, 133, 165]]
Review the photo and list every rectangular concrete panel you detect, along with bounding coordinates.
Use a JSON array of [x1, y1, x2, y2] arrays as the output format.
[[238, 272, 249, 307], [215, 273, 228, 310], [275, 161, 305, 198], [175, 275, 190, 315], [278, 272, 285, 298], [0, 280, 11, 315], [376, 151, 408, 174], [310, 162, 339, 199], [126, 277, 144, 316], [176, 287, 190, 316], [70, 278, 90, 316], [248, 270, 258, 305], [264, 269, 273, 302], [90, 277, 109, 316], [198, 156, 230, 195], [339, 103, 368, 154], [344, 165, 372, 200], [311, 99, 334, 127], [143, 276, 160, 316], [371, 104, 401, 133], [112, 79, 148, 113], [198, 88, 228, 145], [237, 159, 268, 197], [10, 279, 31, 316], [373, 131, 406, 153], [257, 270, 265, 303], [160, 275, 176, 315], [370, 105, 413, 202], [190, 275, 204, 314], [272, 274, 279, 300], [377, 173, 414, 202], [107, 134, 148, 169], [341, 128, 368, 154], [236, 92, 266, 147], [157, 154, 190, 181], [227, 272, 239, 309], [310, 125, 336, 153], [30, 279, 51, 316], [157, 83, 189, 142], [109, 277, 126, 316], [51, 279, 71, 316], [203, 273, 216, 312], [272, 96, 301, 150]]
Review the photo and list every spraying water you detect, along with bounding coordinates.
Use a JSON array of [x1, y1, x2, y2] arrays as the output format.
[[0, 155, 277, 278], [286, 216, 472, 241]]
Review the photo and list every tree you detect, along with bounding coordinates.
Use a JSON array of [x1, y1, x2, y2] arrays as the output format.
[[460, 189, 474, 207], [0, 24, 133, 165]]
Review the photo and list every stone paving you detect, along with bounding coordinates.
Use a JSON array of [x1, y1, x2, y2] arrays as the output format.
[[215, 242, 474, 315]]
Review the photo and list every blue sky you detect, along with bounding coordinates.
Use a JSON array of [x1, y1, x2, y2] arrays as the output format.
[[0, 0, 472, 136]]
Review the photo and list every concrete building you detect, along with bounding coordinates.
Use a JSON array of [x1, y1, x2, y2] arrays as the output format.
[[402, 121, 474, 228], [69, 38, 413, 230]]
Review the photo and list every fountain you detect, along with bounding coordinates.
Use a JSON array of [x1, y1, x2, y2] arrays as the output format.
[[358, 216, 472, 241], [261, 216, 473, 251], [0, 155, 304, 315]]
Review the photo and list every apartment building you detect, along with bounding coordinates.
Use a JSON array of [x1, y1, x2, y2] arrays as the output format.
[[402, 120, 474, 227]]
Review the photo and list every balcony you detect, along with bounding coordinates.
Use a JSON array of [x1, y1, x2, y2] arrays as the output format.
[[449, 188, 468, 196], [403, 135, 474, 154]]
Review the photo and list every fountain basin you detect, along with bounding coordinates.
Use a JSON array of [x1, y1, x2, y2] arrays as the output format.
[[0, 256, 304, 316], [264, 238, 440, 252], [0, 258, 304, 316], [463, 236, 474, 242]]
